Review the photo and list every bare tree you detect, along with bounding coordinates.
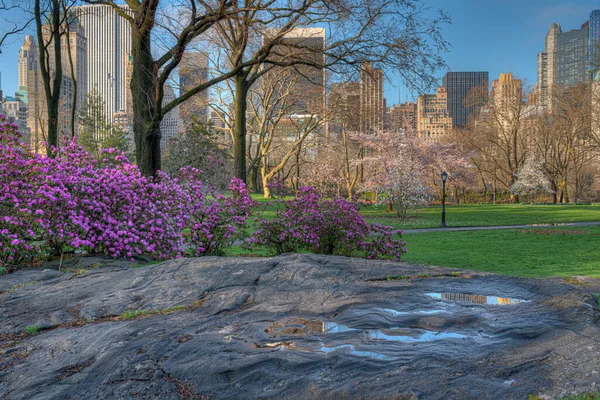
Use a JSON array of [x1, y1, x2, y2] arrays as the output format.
[[34, 0, 63, 155], [209, 0, 449, 183], [0, 0, 33, 54], [80, 0, 246, 176]]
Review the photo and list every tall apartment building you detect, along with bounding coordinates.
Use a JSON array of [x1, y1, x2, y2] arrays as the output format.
[[556, 22, 589, 87], [268, 28, 326, 116], [442, 71, 488, 128], [75, 4, 131, 125], [18, 36, 37, 90], [329, 81, 360, 135], [160, 85, 181, 149], [28, 20, 86, 152], [537, 23, 561, 109], [491, 73, 523, 133], [15, 36, 37, 144], [417, 87, 452, 143], [388, 102, 417, 132], [179, 51, 209, 127], [360, 63, 385, 133], [538, 13, 599, 108], [590, 10, 600, 79]]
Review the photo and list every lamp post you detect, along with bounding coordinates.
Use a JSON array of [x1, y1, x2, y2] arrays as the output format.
[[441, 171, 448, 228]]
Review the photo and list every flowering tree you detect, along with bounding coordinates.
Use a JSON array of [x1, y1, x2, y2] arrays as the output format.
[[509, 154, 553, 202], [357, 131, 430, 219]]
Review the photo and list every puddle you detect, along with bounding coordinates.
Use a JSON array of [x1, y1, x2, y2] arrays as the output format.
[[265, 318, 325, 335], [324, 322, 355, 333], [427, 293, 528, 305], [382, 308, 445, 316], [367, 328, 467, 342], [262, 317, 476, 360], [317, 344, 393, 359]]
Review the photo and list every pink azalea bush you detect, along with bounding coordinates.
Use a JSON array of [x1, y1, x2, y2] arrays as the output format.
[[0, 116, 254, 272], [248, 187, 406, 260]]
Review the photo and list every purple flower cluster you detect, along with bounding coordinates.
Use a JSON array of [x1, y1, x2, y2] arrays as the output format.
[[0, 117, 254, 271], [248, 187, 406, 260]]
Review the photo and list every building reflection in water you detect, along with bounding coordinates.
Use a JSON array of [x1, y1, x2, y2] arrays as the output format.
[[427, 292, 527, 305]]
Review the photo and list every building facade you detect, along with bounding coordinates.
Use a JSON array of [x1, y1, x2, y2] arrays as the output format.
[[417, 86, 452, 143], [75, 4, 131, 124], [18, 36, 37, 90], [328, 81, 360, 135], [590, 9, 600, 80], [442, 71, 488, 128], [28, 20, 86, 152], [359, 63, 385, 133], [388, 102, 417, 132], [537, 23, 561, 109], [179, 51, 209, 127], [160, 85, 181, 149], [491, 73, 523, 133], [268, 28, 326, 116], [556, 22, 589, 87]]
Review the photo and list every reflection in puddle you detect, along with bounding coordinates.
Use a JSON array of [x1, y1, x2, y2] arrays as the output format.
[[427, 293, 528, 305], [317, 344, 393, 359], [324, 322, 355, 333], [382, 308, 444, 316], [368, 328, 467, 342], [262, 317, 475, 360], [265, 318, 325, 335]]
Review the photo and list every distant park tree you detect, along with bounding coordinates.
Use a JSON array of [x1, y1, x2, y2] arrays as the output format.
[[78, 88, 129, 157]]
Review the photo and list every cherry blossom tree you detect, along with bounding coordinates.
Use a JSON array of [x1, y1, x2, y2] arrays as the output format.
[[509, 154, 552, 203], [357, 131, 430, 219]]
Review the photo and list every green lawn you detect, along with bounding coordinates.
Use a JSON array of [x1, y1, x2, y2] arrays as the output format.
[[242, 197, 600, 278], [361, 203, 600, 230], [401, 225, 600, 278]]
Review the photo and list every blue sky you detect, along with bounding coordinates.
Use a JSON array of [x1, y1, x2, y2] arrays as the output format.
[[0, 0, 598, 103], [386, 0, 599, 104]]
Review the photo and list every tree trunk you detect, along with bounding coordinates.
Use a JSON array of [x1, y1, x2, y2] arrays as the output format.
[[131, 31, 161, 176], [233, 73, 248, 182], [250, 165, 259, 194], [261, 161, 271, 199], [35, 0, 62, 157]]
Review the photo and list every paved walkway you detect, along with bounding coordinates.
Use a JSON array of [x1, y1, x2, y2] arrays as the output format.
[[401, 221, 600, 234]]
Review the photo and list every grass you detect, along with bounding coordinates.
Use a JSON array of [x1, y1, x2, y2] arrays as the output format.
[[116, 306, 186, 320], [401, 225, 600, 278], [24, 325, 41, 334], [228, 199, 600, 278], [251, 195, 600, 230], [0, 281, 42, 296], [360, 203, 600, 230]]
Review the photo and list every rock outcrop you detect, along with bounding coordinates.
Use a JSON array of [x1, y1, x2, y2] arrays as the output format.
[[1, 254, 599, 399]]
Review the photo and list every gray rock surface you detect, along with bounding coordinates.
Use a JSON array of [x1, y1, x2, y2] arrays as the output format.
[[1, 254, 599, 399]]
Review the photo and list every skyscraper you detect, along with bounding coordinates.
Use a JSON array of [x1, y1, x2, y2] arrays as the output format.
[[537, 23, 561, 109], [590, 10, 600, 80], [28, 19, 86, 152], [74, 4, 131, 124], [329, 81, 360, 134], [442, 71, 488, 128], [491, 73, 522, 132], [269, 28, 326, 116], [417, 87, 452, 143], [556, 22, 589, 87], [160, 85, 181, 149], [18, 36, 37, 90], [179, 51, 209, 127], [360, 63, 385, 133]]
